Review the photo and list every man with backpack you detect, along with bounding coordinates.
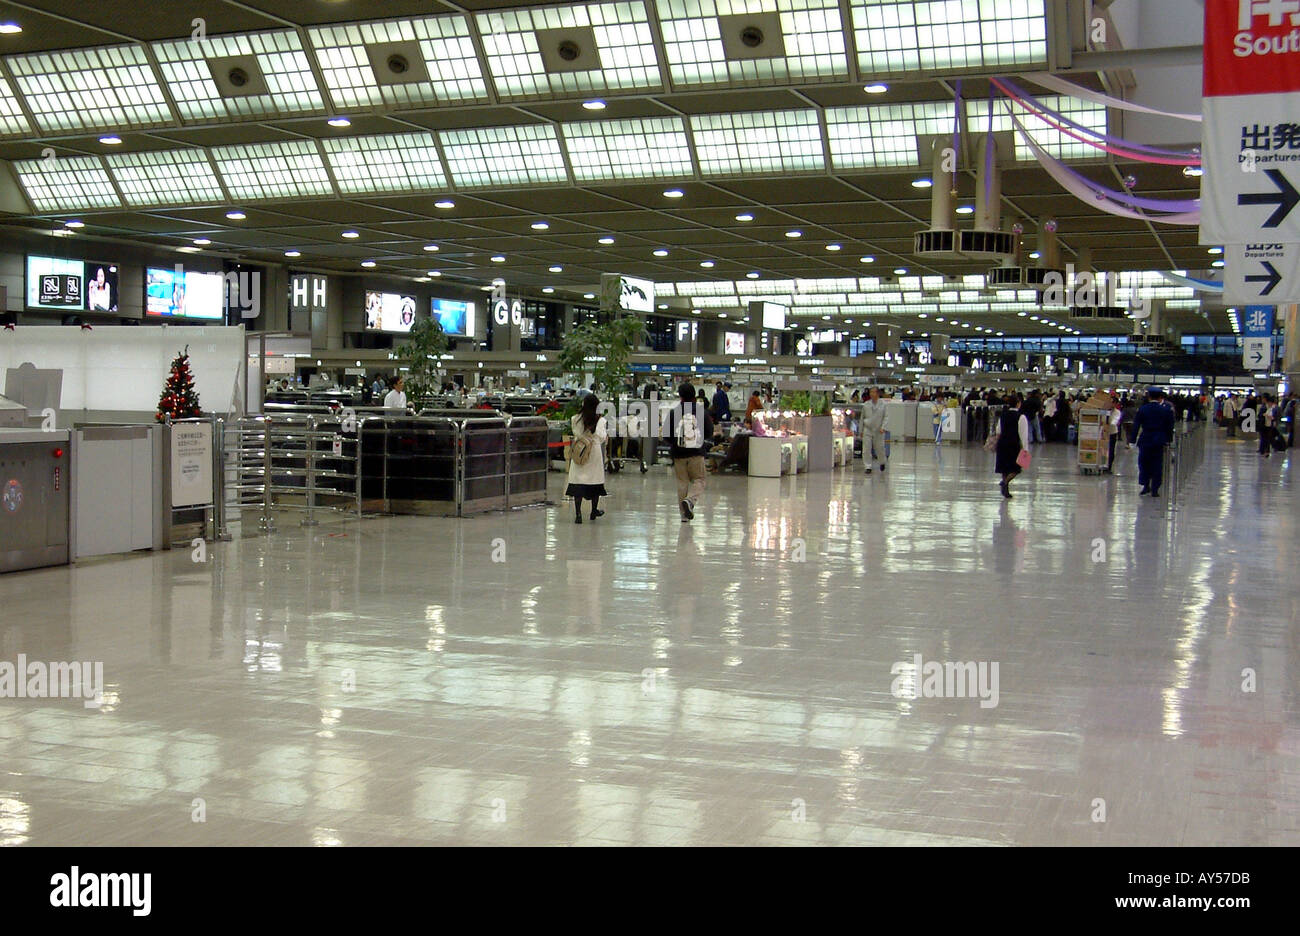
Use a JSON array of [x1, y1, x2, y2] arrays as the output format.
[[663, 383, 713, 522]]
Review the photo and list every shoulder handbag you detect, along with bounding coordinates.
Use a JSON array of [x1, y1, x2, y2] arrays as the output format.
[[570, 426, 595, 466], [1016, 449, 1032, 470]]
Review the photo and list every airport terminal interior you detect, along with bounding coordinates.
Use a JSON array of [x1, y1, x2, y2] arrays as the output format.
[[0, 0, 1296, 848]]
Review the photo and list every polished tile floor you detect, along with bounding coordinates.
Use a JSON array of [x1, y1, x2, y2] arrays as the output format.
[[1, 432, 1296, 846]]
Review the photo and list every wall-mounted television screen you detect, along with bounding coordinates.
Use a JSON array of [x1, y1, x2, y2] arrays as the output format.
[[433, 298, 475, 338], [26, 256, 120, 313], [724, 331, 746, 355], [366, 291, 418, 332], [145, 266, 224, 319]]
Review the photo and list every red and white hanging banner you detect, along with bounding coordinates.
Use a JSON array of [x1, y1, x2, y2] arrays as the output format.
[[1201, 0, 1300, 244]]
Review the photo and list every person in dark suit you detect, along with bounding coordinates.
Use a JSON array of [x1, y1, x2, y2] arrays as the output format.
[[1133, 388, 1176, 497]]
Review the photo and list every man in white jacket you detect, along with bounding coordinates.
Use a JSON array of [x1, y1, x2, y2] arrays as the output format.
[[862, 387, 888, 473]]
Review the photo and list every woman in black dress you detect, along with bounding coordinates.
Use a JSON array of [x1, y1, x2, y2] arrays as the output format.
[[994, 392, 1031, 498]]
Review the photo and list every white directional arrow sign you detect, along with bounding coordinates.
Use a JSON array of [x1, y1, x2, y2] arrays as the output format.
[[1242, 337, 1272, 371], [1200, 1, 1300, 244], [1224, 243, 1300, 303]]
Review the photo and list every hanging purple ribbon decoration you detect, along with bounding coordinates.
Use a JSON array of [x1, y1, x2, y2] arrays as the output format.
[[952, 79, 962, 195]]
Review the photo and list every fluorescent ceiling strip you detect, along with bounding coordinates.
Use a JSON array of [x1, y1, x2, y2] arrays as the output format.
[[440, 124, 568, 187], [0, 75, 31, 136], [692, 110, 824, 175], [6, 45, 171, 132], [850, 0, 1047, 75], [14, 156, 121, 212], [323, 133, 447, 193], [655, 0, 848, 88], [212, 141, 334, 200], [563, 117, 693, 181], [475, 2, 661, 99], [152, 30, 323, 121], [107, 150, 225, 206], [308, 15, 489, 108]]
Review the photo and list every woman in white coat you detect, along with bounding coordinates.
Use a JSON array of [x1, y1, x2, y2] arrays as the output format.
[[566, 393, 608, 523]]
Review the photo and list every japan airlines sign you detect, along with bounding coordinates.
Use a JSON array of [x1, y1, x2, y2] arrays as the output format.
[[1201, 0, 1300, 244]]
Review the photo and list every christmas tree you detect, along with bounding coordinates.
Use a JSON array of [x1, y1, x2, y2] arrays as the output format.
[[155, 346, 203, 422]]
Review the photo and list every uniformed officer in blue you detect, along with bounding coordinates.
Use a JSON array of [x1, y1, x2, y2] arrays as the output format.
[[1132, 388, 1176, 497]]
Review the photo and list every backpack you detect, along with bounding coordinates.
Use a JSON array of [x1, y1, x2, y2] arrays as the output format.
[[570, 426, 596, 466], [676, 407, 702, 449]]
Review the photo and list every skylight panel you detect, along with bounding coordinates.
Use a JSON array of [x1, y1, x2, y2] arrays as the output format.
[[476, 2, 661, 99], [152, 30, 323, 121], [0, 75, 31, 136], [825, 101, 953, 169], [439, 125, 568, 187], [692, 110, 824, 175], [323, 133, 447, 194], [655, 0, 848, 88], [107, 150, 224, 207], [563, 117, 693, 181], [850, 0, 1047, 75], [14, 156, 120, 212], [6, 45, 171, 132], [212, 141, 334, 200], [308, 15, 489, 108], [976, 95, 1107, 161]]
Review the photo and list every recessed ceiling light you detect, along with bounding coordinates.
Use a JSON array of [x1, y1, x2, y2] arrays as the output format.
[[1211, 260, 1224, 268], [99, 135, 123, 145], [1208, 247, 1223, 255], [0, 24, 23, 35], [549, 265, 563, 273], [746, 271, 760, 279], [542, 287, 555, 294], [1030, 315, 1040, 321], [491, 255, 506, 262], [825, 244, 842, 252], [1183, 166, 1203, 178], [918, 313, 927, 318], [997, 331, 1005, 337], [328, 117, 351, 128], [1017, 311, 1027, 316], [955, 205, 974, 215], [177, 246, 200, 254], [653, 249, 669, 257], [415, 277, 430, 283], [582, 99, 606, 111], [860, 255, 875, 263], [911, 178, 933, 189], [785, 230, 802, 238], [1029, 251, 1041, 259], [735, 213, 755, 222], [192, 237, 210, 245], [718, 313, 727, 318], [63, 220, 85, 229], [894, 267, 908, 274], [598, 236, 615, 245], [427, 271, 441, 277], [423, 244, 439, 252], [961, 322, 971, 328], [864, 83, 888, 94], [822, 315, 831, 321], [584, 293, 596, 299], [664, 189, 685, 199], [226, 210, 246, 220], [700, 261, 715, 268], [531, 221, 550, 230], [341, 230, 359, 238], [285, 250, 301, 258], [361, 261, 376, 268], [435, 199, 455, 209]]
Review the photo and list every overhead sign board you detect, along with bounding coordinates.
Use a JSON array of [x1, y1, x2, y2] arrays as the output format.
[[600, 274, 654, 314], [1242, 303, 1276, 336], [1224, 243, 1300, 302], [1243, 336, 1273, 369], [1200, 0, 1300, 244]]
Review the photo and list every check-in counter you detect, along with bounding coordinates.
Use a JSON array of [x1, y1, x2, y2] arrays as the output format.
[[886, 401, 918, 441], [0, 429, 71, 573]]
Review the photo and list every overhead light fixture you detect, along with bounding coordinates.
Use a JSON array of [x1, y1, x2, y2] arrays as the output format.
[[63, 220, 85, 229], [549, 265, 563, 273], [341, 230, 359, 238], [746, 272, 760, 279], [825, 244, 842, 252], [864, 83, 888, 94], [435, 199, 455, 209], [99, 135, 123, 146], [0, 24, 22, 35], [531, 221, 550, 230], [1211, 259, 1224, 267], [653, 248, 669, 257], [582, 99, 606, 111], [997, 331, 1005, 337], [700, 261, 715, 268], [491, 255, 506, 263], [893, 267, 907, 274], [361, 260, 376, 268], [423, 244, 439, 252], [1208, 247, 1223, 255], [911, 178, 932, 189], [427, 271, 441, 277], [598, 236, 615, 245], [1029, 251, 1040, 259], [918, 313, 927, 318], [691, 309, 701, 315], [718, 313, 727, 318], [663, 189, 685, 199], [785, 230, 802, 238], [542, 286, 555, 293], [1030, 315, 1040, 321], [955, 205, 974, 215], [735, 213, 755, 222], [226, 210, 247, 220], [859, 255, 875, 263], [285, 250, 301, 258], [583, 293, 596, 299], [1017, 311, 1027, 316], [328, 117, 351, 128], [192, 237, 210, 245], [1183, 166, 1203, 178]]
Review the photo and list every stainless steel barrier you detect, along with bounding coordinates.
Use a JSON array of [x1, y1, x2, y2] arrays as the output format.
[[460, 417, 509, 514], [507, 416, 549, 507], [1163, 418, 1206, 507]]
